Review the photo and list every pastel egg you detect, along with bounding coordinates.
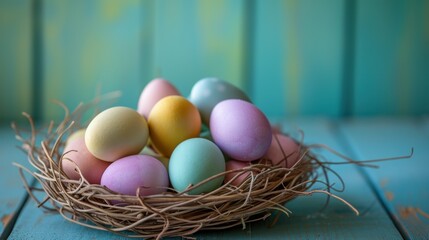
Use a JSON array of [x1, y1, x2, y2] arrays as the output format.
[[169, 138, 225, 195], [148, 96, 201, 157], [137, 78, 180, 119], [264, 133, 301, 168], [66, 128, 86, 146], [62, 136, 110, 184], [224, 160, 251, 187], [85, 107, 149, 162], [140, 146, 169, 170], [189, 77, 250, 126], [101, 155, 169, 196], [210, 99, 272, 162]]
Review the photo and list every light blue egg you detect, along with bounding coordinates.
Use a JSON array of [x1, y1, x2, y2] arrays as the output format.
[[188, 77, 250, 126], [169, 138, 225, 195]]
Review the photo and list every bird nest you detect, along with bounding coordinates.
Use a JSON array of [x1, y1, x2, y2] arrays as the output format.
[[12, 94, 374, 239]]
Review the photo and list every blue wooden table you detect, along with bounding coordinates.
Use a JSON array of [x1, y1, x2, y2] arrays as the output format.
[[1, 118, 428, 239]]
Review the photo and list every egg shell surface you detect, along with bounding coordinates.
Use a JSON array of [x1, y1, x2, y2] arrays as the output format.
[[66, 128, 86, 146], [137, 78, 180, 119], [224, 160, 251, 187], [85, 107, 149, 162], [264, 133, 301, 168], [210, 99, 272, 162], [140, 146, 170, 170], [169, 138, 225, 195], [189, 77, 250, 126], [62, 136, 110, 184], [148, 96, 201, 157], [101, 155, 169, 196]]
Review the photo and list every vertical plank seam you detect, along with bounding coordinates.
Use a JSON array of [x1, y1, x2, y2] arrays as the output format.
[[32, 0, 43, 122], [331, 120, 410, 240], [243, 0, 254, 99], [341, 0, 356, 118]]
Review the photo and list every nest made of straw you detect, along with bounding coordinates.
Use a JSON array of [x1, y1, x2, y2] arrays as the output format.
[[12, 94, 361, 239]]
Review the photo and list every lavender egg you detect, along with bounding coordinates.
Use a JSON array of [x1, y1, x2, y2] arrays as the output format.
[[101, 155, 169, 197], [210, 99, 272, 162]]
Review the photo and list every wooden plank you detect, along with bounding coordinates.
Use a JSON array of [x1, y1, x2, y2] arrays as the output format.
[[153, 0, 247, 96], [0, 0, 33, 124], [340, 118, 429, 239], [353, 0, 429, 116], [0, 126, 32, 234], [248, 119, 402, 239], [41, 0, 153, 121], [251, 0, 344, 117]]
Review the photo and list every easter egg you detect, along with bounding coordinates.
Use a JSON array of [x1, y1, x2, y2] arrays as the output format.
[[101, 155, 169, 197], [62, 136, 110, 184], [189, 77, 250, 126], [148, 96, 201, 157], [169, 138, 225, 195], [140, 146, 169, 170], [224, 160, 251, 187], [85, 107, 149, 162], [66, 128, 86, 146], [137, 78, 180, 119], [264, 133, 301, 168], [210, 99, 272, 162]]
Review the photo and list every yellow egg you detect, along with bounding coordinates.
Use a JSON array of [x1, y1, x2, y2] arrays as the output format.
[[148, 96, 201, 157], [85, 106, 149, 162]]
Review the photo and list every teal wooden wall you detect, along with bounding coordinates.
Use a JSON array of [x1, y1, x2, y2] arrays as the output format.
[[1, 0, 428, 123]]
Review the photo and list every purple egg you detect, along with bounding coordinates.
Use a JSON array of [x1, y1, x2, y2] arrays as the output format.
[[101, 155, 169, 196], [210, 99, 272, 161]]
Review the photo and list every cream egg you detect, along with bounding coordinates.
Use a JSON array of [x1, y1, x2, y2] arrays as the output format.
[[85, 107, 149, 162]]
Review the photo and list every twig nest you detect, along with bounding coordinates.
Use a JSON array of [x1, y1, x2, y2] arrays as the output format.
[[13, 78, 378, 239]]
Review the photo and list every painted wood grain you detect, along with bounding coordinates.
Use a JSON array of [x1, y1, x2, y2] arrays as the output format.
[[251, 0, 344, 117], [153, 0, 247, 96], [353, 0, 429, 116], [0, 0, 33, 124], [0, 127, 32, 234], [41, 0, 152, 121], [340, 118, 429, 239], [249, 119, 402, 239]]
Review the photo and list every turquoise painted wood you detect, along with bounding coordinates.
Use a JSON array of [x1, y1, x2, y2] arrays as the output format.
[[0, 0, 33, 124], [252, 0, 344, 117], [41, 0, 151, 121], [353, 0, 429, 116], [7, 120, 403, 239], [250, 119, 401, 239], [340, 119, 429, 239], [153, 0, 247, 96], [1, 0, 429, 120], [0, 127, 32, 234]]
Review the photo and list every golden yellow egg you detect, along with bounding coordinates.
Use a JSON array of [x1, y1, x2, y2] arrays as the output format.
[[148, 96, 201, 157]]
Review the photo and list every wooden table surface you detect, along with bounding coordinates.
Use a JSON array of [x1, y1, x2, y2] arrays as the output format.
[[1, 118, 428, 239]]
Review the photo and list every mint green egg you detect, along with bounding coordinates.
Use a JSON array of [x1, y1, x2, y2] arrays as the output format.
[[189, 77, 250, 126], [169, 138, 225, 195]]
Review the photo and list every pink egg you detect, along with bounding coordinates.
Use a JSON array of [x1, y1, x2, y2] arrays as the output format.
[[62, 137, 110, 184], [101, 155, 169, 196], [224, 160, 251, 187], [210, 99, 272, 162], [264, 133, 301, 168], [137, 78, 180, 118]]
